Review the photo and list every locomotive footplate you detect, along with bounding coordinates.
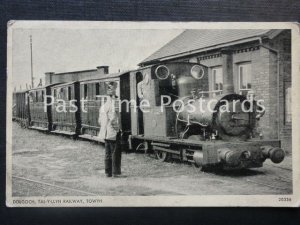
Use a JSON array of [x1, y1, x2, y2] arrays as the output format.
[[129, 135, 285, 170], [201, 139, 284, 169]]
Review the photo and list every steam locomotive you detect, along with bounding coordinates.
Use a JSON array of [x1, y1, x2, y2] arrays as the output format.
[[12, 62, 285, 170]]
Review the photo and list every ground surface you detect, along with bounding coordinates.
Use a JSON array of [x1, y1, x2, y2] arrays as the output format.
[[11, 122, 292, 196]]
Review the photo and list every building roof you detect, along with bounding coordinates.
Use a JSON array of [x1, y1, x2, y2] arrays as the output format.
[[140, 29, 282, 65]]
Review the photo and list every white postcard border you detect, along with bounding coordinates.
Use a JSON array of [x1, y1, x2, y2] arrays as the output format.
[[6, 21, 300, 207]]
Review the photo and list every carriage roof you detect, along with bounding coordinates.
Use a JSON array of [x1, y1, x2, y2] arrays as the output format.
[[28, 83, 64, 92], [79, 71, 130, 84], [50, 81, 78, 89], [13, 90, 29, 94]]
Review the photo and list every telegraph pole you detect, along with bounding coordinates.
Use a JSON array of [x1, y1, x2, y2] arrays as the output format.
[[30, 35, 34, 88]]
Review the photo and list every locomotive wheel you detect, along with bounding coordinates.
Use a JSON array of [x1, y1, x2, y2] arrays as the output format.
[[155, 150, 169, 162], [192, 162, 204, 171], [192, 162, 201, 169], [192, 151, 204, 171]]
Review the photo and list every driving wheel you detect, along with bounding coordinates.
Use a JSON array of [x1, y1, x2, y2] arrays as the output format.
[[155, 150, 169, 162]]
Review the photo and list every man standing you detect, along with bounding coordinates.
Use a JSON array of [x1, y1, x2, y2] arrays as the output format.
[[98, 81, 122, 177]]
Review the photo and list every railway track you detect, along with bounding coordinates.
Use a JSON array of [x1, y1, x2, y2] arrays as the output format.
[[143, 149, 293, 193], [13, 176, 99, 196], [245, 178, 291, 191], [264, 163, 292, 172], [190, 163, 292, 193], [12, 163, 292, 196]]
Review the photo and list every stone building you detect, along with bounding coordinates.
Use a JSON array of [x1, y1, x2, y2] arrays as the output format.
[[140, 29, 291, 152]]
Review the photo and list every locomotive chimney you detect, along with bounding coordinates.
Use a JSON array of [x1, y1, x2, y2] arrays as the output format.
[[221, 48, 234, 95], [96, 66, 109, 75]]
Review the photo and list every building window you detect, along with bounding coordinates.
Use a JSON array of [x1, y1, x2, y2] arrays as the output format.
[[212, 67, 223, 94], [238, 63, 252, 95], [285, 82, 292, 124]]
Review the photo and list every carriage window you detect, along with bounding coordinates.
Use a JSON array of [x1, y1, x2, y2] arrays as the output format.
[[62, 87, 66, 100], [62, 88, 65, 100], [25, 93, 28, 104], [212, 67, 223, 94], [99, 82, 107, 95], [95, 83, 100, 96], [35, 92, 38, 102], [58, 88, 65, 100], [57, 88, 60, 98], [37, 91, 40, 102], [53, 89, 57, 99], [115, 81, 120, 98], [29, 92, 34, 102], [239, 63, 252, 95], [68, 86, 72, 100], [84, 84, 88, 99], [64, 87, 68, 100], [58, 88, 63, 99], [41, 90, 44, 102]]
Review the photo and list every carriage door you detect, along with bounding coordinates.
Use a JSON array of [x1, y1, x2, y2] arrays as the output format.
[[136, 72, 144, 135]]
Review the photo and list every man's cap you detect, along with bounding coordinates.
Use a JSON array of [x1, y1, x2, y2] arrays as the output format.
[[106, 81, 118, 90]]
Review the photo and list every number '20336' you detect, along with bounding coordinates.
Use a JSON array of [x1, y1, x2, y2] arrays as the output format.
[[279, 197, 291, 201]]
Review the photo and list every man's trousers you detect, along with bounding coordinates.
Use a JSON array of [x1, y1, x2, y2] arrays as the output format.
[[104, 139, 121, 176]]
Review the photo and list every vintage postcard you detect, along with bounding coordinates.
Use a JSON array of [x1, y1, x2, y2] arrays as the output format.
[[6, 21, 300, 207]]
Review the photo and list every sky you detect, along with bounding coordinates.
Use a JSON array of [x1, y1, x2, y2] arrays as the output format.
[[11, 28, 183, 89]]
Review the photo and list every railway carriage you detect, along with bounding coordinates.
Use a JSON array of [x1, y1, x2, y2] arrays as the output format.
[[13, 90, 29, 127], [28, 84, 58, 131], [78, 72, 131, 146], [50, 81, 81, 136]]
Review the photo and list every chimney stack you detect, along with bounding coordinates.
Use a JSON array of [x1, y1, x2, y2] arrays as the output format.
[[96, 66, 109, 75], [221, 48, 234, 95], [45, 72, 55, 85]]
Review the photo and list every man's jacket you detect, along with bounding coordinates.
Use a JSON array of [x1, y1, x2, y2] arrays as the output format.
[[98, 96, 120, 141]]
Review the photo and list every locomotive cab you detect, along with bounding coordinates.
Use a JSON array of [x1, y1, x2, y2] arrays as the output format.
[[130, 62, 209, 138]]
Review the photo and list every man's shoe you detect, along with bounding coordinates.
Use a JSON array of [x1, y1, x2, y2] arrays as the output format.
[[112, 174, 125, 178], [106, 174, 112, 177]]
